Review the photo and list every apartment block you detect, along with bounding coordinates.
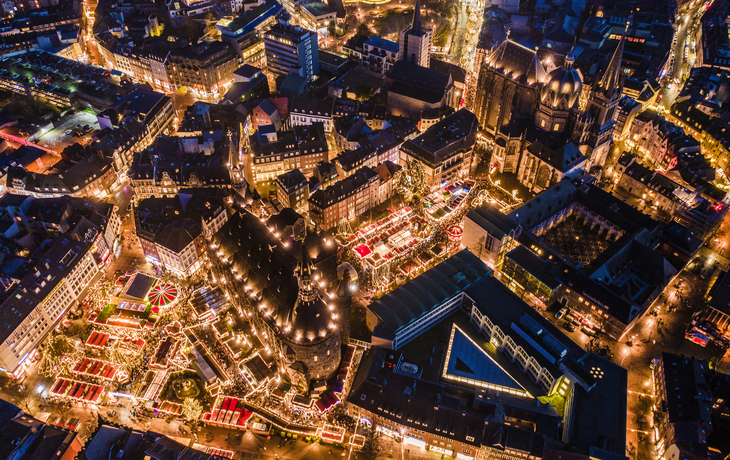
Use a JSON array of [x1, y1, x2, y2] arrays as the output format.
[[0, 236, 99, 377]]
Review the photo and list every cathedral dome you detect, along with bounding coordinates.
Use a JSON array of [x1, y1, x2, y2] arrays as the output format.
[[285, 240, 337, 343], [541, 64, 582, 109], [288, 295, 334, 342]]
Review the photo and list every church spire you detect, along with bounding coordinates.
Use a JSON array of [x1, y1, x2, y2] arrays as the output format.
[[411, 0, 422, 34], [295, 231, 314, 280], [597, 15, 631, 97], [295, 238, 317, 302]]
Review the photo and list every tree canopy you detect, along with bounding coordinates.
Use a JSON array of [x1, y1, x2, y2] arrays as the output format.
[[355, 427, 382, 460], [393, 159, 427, 200], [182, 397, 203, 422], [38, 333, 81, 378]]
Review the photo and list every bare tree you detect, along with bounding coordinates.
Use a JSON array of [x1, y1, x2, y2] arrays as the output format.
[[48, 399, 73, 420], [15, 387, 37, 414], [355, 427, 382, 460]]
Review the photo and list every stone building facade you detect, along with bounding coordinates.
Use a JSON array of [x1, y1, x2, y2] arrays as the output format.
[[473, 40, 545, 136]]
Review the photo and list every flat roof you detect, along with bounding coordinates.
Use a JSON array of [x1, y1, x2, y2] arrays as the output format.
[[364, 36, 399, 54], [300, 0, 335, 16], [465, 276, 628, 454], [319, 49, 349, 67], [223, 2, 279, 33], [465, 204, 519, 240], [465, 276, 585, 378], [708, 269, 730, 316], [368, 249, 492, 333], [121, 273, 158, 301]]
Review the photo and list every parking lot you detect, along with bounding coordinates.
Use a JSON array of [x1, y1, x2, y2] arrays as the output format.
[[36, 110, 100, 152]]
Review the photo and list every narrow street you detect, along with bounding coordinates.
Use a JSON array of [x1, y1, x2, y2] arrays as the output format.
[[660, 1, 706, 110]]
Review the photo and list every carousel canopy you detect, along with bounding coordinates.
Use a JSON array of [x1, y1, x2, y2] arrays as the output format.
[[148, 284, 178, 306]]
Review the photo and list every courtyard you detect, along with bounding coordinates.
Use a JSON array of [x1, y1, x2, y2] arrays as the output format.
[[542, 218, 612, 266]]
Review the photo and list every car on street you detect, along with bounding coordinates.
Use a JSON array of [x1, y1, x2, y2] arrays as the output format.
[[64, 129, 73, 135], [563, 321, 578, 332], [556, 307, 567, 319]]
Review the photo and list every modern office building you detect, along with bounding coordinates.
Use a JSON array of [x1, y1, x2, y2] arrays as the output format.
[[218, 2, 280, 65], [299, 1, 336, 36], [264, 23, 319, 81]]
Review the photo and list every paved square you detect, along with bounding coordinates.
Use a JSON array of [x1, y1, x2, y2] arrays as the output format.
[[542, 219, 611, 265]]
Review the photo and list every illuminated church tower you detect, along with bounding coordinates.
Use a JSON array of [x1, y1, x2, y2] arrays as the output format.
[[399, 0, 432, 67], [571, 19, 629, 170]]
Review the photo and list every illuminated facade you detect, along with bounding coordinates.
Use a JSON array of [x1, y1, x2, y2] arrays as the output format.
[[0, 236, 99, 377], [264, 23, 320, 81], [206, 212, 344, 390]]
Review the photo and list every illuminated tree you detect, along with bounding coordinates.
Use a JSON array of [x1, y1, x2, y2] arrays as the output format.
[[106, 340, 142, 373], [182, 397, 203, 422], [393, 159, 427, 201], [38, 334, 81, 378]]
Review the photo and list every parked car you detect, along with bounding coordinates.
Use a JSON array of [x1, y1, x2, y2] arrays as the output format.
[[563, 321, 577, 332], [64, 129, 73, 135], [556, 307, 568, 319]]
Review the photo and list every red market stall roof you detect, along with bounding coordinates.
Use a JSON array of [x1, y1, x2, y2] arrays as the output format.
[[354, 245, 371, 258], [72, 357, 118, 380], [203, 396, 253, 429], [315, 391, 340, 412], [85, 331, 111, 348], [156, 401, 182, 415], [121, 336, 146, 353], [50, 378, 103, 403]]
